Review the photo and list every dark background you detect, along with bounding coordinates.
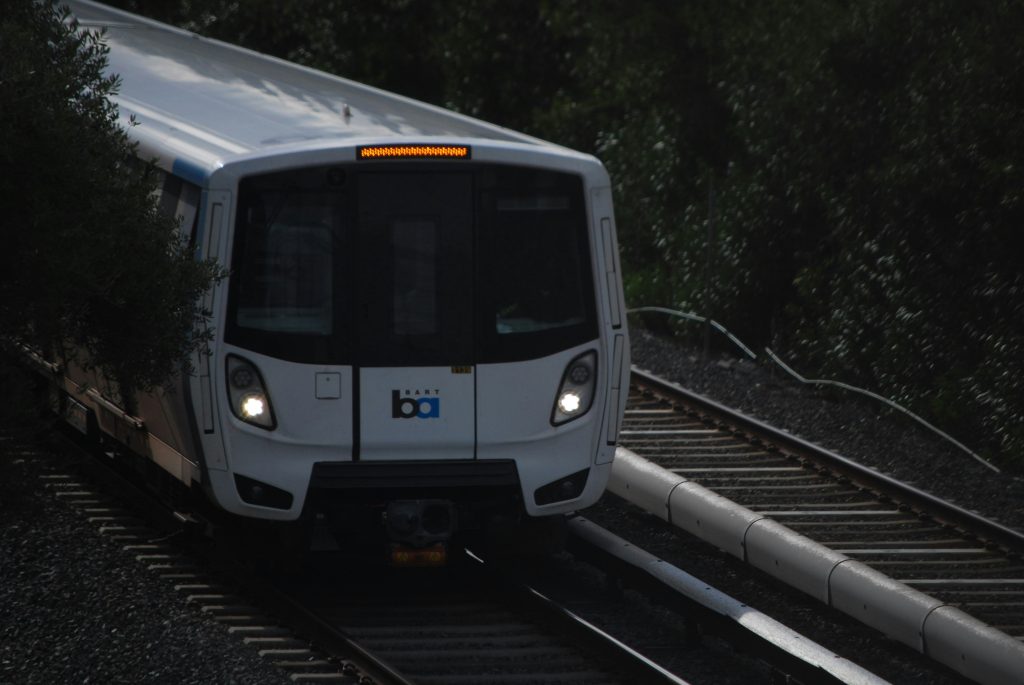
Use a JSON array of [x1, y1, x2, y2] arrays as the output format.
[[10, 0, 1024, 465]]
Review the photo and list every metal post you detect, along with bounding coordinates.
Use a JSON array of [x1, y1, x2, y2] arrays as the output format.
[[703, 170, 715, 359]]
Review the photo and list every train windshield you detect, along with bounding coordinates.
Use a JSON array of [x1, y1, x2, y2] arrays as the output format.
[[225, 164, 597, 365], [227, 167, 350, 363], [478, 166, 595, 361]]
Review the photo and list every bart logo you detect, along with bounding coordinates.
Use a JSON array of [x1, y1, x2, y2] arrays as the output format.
[[391, 390, 440, 419]]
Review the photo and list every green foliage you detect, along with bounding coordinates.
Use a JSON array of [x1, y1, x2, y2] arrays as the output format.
[[0, 0, 218, 399], [712, 0, 1024, 461]]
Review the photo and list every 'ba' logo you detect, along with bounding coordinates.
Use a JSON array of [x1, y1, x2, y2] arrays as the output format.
[[391, 390, 440, 419]]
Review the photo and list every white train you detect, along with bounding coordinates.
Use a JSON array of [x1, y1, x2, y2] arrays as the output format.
[[57, 0, 629, 552]]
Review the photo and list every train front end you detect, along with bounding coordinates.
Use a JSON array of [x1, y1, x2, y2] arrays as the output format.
[[201, 142, 629, 550]]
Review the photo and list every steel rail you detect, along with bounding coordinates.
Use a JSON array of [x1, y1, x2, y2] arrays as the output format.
[[61, 431, 411, 685], [631, 366, 1024, 557], [273, 543, 688, 684], [464, 549, 690, 685], [565, 516, 888, 685], [223, 562, 416, 685]]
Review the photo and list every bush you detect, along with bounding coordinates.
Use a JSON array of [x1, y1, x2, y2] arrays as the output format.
[[0, 1, 217, 409]]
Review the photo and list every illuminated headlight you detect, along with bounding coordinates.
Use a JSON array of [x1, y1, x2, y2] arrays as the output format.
[[240, 394, 267, 419], [558, 391, 582, 414], [226, 355, 276, 430], [551, 351, 597, 425]]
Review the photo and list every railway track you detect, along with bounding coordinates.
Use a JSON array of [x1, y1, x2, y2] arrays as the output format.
[[18, 359, 1024, 682], [14, 427, 893, 684], [276, 550, 683, 685], [16, 433, 691, 684], [620, 367, 1024, 682]]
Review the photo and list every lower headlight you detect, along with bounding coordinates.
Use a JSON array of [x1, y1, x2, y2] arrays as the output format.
[[240, 393, 268, 420], [551, 351, 597, 425], [557, 391, 583, 415], [226, 355, 276, 430]]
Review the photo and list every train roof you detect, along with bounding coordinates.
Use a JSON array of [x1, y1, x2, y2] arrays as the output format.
[[67, 1, 555, 182]]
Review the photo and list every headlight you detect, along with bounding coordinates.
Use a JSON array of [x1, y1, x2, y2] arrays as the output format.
[[240, 394, 267, 419], [226, 355, 276, 430], [551, 351, 597, 425], [558, 391, 582, 414]]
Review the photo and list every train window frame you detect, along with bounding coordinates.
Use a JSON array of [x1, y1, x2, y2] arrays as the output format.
[[389, 216, 440, 338], [225, 167, 352, 365], [354, 169, 475, 367], [475, 166, 598, 364], [224, 163, 598, 366], [148, 164, 201, 248], [177, 182, 201, 250]]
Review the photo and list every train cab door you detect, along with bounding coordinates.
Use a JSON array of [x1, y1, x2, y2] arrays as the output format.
[[355, 172, 476, 461]]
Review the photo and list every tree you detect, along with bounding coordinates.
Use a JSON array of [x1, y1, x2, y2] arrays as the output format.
[[0, 0, 218, 412], [713, 0, 1024, 461]]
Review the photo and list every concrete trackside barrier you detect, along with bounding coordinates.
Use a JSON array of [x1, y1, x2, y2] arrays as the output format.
[[669, 481, 762, 560], [609, 447, 1024, 685], [745, 518, 846, 604], [828, 559, 943, 651], [607, 448, 684, 522], [924, 605, 1024, 685], [609, 446, 762, 559]]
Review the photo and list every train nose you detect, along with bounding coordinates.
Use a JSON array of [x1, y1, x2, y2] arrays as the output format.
[[384, 500, 457, 546]]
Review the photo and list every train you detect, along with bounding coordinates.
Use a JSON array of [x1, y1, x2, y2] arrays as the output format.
[[50, 0, 629, 556]]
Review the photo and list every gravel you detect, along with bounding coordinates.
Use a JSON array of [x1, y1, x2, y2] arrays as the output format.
[[1, 328, 1019, 684], [0, 436, 294, 685]]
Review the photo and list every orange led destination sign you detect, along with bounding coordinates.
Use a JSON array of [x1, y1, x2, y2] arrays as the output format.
[[357, 144, 471, 160]]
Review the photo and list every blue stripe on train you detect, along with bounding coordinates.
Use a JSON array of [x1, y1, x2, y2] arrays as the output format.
[[172, 158, 208, 186]]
